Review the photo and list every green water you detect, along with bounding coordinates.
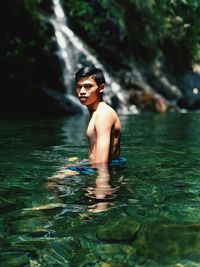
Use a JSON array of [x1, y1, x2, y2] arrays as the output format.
[[0, 113, 200, 267]]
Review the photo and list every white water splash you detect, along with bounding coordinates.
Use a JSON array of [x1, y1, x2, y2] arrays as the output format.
[[51, 0, 132, 112]]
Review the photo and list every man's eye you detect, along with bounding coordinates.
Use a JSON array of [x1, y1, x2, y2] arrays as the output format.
[[84, 85, 92, 89], [76, 84, 94, 90]]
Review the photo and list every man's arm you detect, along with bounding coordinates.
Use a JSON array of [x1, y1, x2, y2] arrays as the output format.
[[95, 112, 114, 164]]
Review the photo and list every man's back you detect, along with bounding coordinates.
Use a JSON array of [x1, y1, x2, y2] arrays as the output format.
[[87, 102, 121, 165]]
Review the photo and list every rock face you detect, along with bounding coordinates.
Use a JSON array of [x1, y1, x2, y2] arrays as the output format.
[[177, 71, 200, 110], [0, 82, 83, 117], [0, 1, 68, 117]]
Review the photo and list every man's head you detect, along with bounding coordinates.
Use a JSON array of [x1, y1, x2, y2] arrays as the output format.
[[75, 65, 106, 86], [75, 66, 105, 106]]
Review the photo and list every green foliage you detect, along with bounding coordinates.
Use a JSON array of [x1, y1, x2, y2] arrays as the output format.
[[63, 0, 125, 31], [64, 0, 200, 68], [122, 0, 200, 64]]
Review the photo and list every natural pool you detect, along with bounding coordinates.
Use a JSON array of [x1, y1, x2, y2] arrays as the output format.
[[0, 113, 200, 266]]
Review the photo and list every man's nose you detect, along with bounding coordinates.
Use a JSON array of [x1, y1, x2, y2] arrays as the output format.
[[80, 87, 86, 94]]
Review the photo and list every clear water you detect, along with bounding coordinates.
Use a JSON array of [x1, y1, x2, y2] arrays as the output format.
[[0, 113, 200, 266]]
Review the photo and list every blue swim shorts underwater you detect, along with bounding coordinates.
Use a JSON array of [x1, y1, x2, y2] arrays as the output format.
[[67, 156, 126, 175]]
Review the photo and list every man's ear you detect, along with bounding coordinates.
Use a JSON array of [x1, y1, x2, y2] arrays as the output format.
[[99, 84, 105, 93]]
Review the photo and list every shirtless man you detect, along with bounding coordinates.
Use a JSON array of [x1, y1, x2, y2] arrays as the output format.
[[48, 66, 122, 205], [75, 65, 121, 166]]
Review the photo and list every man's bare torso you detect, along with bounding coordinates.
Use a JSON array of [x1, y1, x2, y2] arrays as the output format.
[[86, 102, 121, 164]]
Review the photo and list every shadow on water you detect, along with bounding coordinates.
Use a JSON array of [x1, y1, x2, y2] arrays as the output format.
[[0, 113, 200, 266]]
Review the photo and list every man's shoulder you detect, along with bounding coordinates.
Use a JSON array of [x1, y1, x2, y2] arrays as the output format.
[[99, 102, 116, 113], [95, 102, 118, 125]]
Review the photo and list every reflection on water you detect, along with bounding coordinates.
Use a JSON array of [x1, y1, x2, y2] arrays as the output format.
[[84, 165, 123, 213], [0, 113, 200, 266], [47, 159, 124, 214]]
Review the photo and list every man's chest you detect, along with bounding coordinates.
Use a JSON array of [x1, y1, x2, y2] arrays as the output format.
[[86, 116, 96, 141]]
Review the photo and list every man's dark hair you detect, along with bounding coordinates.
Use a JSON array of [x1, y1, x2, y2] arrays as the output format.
[[75, 65, 106, 86]]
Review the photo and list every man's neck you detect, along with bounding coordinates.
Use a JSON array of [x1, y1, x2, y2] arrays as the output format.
[[87, 100, 103, 114]]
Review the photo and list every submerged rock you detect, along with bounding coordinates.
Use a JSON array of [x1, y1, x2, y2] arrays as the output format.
[[97, 217, 141, 241], [9, 216, 49, 235], [0, 251, 30, 266], [37, 237, 80, 266], [136, 223, 200, 262], [0, 234, 11, 251]]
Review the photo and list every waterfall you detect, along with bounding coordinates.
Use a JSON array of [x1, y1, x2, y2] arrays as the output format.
[[51, 0, 77, 95], [51, 0, 136, 113]]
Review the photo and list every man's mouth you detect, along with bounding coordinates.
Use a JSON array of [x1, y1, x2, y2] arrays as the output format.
[[79, 96, 87, 101]]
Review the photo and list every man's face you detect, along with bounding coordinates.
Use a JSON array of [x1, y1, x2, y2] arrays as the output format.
[[76, 76, 103, 106]]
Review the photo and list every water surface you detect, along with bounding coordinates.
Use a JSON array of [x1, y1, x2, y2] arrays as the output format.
[[0, 113, 200, 266]]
